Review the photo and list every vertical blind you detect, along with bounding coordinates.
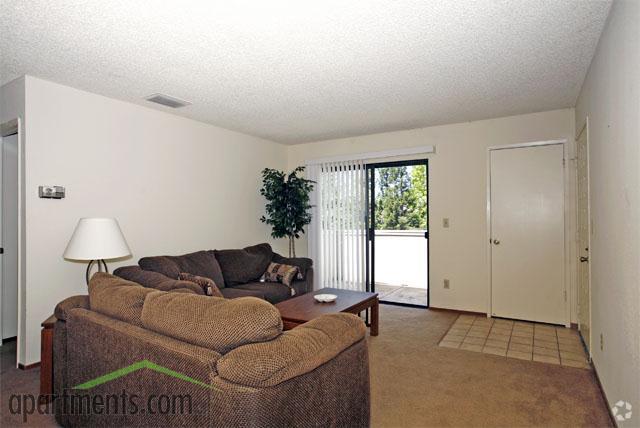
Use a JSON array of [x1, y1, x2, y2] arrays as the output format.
[[307, 160, 367, 291]]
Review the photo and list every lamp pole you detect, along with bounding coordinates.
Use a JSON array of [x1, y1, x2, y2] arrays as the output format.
[[85, 259, 109, 285]]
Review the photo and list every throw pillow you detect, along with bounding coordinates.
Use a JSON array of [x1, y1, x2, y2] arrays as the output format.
[[178, 272, 223, 298], [263, 262, 299, 295]]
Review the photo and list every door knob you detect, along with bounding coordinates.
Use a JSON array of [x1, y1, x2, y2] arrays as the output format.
[[492, 239, 500, 245], [580, 256, 589, 263]]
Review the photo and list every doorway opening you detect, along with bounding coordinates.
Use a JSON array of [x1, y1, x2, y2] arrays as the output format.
[[0, 125, 20, 369], [367, 159, 429, 308]]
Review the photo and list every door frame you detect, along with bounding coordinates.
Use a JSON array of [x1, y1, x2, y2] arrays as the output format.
[[575, 119, 592, 354], [486, 139, 571, 326], [366, 158, 430, 309]]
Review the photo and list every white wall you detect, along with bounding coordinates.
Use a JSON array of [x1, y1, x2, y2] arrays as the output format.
[[575, 0, 639, 416], [288, 109, 576, 316], [19, 76, 287, 365], [0, 77, 25, 125]]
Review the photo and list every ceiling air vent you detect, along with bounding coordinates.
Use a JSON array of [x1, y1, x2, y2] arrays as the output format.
[[144, 93, 191, 108]]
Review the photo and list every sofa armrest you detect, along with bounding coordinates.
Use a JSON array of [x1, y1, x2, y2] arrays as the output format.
[[216, 313, 365, 387], [154, 280, 204, 295], [292, 267, 313, 294], [209, 335, 370, 427], [114, 265, 204, 295], [272, 253, 313, 279], [54, 295, 90, 321]]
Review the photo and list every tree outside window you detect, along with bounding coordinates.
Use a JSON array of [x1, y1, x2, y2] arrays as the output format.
[[374, 165, 427, 230]]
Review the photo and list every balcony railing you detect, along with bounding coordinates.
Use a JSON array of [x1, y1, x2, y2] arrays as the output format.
[[374, 229, 428, 305]]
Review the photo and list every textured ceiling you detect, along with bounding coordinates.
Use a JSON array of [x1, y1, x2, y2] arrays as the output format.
[[1, 1, 611, 144]]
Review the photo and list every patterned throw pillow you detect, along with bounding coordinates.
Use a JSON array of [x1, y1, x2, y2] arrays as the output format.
[[178, 272, 223, 298], [263, 262, 299, 295]]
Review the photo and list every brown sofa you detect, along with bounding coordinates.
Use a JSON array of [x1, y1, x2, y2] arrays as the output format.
[[114, 243, 313, 304], [53, 273, 370, 427]]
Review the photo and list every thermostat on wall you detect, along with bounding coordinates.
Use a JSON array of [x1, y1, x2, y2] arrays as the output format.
[[39, 186, 65, 199]]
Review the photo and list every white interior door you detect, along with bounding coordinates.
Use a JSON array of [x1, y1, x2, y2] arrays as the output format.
[[490, 144, 566, 325], [576, 129, 591, 352], [2, 133, 19, 340]]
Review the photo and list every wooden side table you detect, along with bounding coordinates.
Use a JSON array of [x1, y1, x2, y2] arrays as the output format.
[[40, 314, 56, 396]]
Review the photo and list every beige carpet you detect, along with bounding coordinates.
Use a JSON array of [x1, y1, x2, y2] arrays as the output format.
[[368, 305, 612, 427], [1, 341, 56, 427], [1, 305, 612, 427]]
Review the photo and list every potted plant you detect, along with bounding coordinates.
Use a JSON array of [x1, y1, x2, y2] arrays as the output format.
[[260, 166, 314, 257]]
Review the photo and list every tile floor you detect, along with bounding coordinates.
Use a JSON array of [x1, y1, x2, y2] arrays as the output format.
[[439, 315, 590, 369]]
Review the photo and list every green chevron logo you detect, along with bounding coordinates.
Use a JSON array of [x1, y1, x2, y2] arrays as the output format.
[[73, 359, 211, 390]]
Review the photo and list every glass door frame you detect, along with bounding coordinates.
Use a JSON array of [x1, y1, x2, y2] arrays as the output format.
[[366, 158, 430, 308]]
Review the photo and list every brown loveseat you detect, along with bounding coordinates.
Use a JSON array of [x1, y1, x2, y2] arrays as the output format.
[[114, 243, 313, 304], [53, 273, 370, 427]]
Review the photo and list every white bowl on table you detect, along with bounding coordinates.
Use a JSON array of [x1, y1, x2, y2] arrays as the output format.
[[314, 293, 337, 303]]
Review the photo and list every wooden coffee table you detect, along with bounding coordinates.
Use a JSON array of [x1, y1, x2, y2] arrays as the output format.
[[275, 288, 379, 335]]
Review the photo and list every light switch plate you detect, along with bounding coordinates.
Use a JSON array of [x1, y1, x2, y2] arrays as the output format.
[[443, 218, 450, 228], [39, 185, 65, 199]]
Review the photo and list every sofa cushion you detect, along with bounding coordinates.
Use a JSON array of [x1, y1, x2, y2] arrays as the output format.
[[217, 313, 366, 387], [214, 243, 273, 286], [114, 265, 205, 295], [88, 272, 155, 327], [141, 291, 282, 354], [139, 250, 225, 288], [178, 272, 223, 297], [233, 281, 292, 304]]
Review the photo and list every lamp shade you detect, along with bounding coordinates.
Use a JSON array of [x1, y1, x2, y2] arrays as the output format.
[[63, 218, 131, 260]]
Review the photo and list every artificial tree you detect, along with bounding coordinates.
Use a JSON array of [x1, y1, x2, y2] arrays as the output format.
[[259, 166, 314, 257]]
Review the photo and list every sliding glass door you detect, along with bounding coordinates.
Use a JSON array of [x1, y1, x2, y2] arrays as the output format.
[[367, 159, 429, 307]]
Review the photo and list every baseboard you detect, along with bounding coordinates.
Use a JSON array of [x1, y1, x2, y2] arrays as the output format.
[[18, 362, 40, 370], [380, 301, 428, 309], [591, 360, 618, 427], [429, 306, 487, 316], [2, 336, 17, 344], [431, 308, 581, 328]]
